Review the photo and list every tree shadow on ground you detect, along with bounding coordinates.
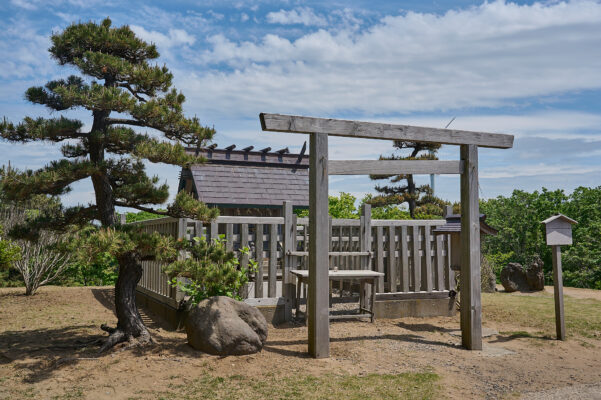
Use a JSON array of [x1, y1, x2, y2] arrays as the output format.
[[395, 321, 456, 333], [0, 325, 104, 383], [489, 331, 555, 343], [90, 287, 116, 316], [263, 332, 459, 358]]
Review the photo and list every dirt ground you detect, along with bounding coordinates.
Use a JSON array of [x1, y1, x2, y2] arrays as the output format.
[[1, 285, 601, 399]]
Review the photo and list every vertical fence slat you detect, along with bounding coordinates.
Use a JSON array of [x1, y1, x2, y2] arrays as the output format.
[[412, 225, 421, 292], [269, 224, 277, 298], [447, 234, 455, 291], [255, 224, 264, 298], [387, 226, 396, 292], [436, 234, 444, 291], [400, 225, 409, 292], [423, 226, 433, 292], [376, 226, 384, 292], [240, 223, 249, 270], [226, 223, 234, 251], [210, 221, 218, 242]]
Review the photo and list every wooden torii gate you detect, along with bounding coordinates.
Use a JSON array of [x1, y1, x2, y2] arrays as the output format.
[[260, 113, 514, 358]]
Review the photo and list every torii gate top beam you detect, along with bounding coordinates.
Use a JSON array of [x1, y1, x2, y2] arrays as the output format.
[[260, 113, 514, 149]]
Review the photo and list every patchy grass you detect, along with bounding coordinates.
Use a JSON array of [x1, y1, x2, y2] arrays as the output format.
[[145, 372, 440, 400], [483, 292, 601, 339]]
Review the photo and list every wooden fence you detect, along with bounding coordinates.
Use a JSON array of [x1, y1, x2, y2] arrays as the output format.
[[132, 203, 454, 314]]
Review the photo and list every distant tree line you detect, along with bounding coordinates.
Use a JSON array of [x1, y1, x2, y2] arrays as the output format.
[[481, 186, 601, 289]]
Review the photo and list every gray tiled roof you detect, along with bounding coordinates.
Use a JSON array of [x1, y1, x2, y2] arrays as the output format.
[[433, 214, 498, 235], [183, 146, 309, 208]]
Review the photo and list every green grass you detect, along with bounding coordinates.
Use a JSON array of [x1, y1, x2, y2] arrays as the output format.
[[146, 372, 440, 400], [483, 292, 601, 339]]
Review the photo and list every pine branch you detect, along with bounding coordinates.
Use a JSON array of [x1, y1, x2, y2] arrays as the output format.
[[106, 118, 145, 127], [1, 117, 85, 143], [114, 201, 170, 216], [1, 160, 96, 201], [132, 140, 206, 166]]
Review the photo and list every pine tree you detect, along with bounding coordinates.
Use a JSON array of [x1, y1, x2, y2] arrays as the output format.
[[0, 18, 218, 351], [369, 141, 446, 218]]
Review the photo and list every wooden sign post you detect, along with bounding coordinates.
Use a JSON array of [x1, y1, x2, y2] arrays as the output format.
[[541, 214, 577, 341]]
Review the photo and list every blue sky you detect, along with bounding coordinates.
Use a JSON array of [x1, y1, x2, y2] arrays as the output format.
[[1, 0, 600, 209]]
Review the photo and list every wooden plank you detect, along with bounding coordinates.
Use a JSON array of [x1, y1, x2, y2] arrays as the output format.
[[210, 221, 218, 242], [226, 223, 234, 251], [260, 113, 514, 149], [375, 226, 384, 292], [287, 251, 371, 257], [308, 132, 330, 359], [216, 216, 284, 224], [400, 226, 409, 292], [291, 269, 384, 278], [412, 225, 421, 292], [387, 226, 396, 292], [422, 226, 432, 292], [240, 223, 249, 274], [447, 234, 455, 291], [329, 313, 372, 320], [282, 201, 295, 320], [328, 160, 463, 175], [460, 144, 482, 350], [372, 219, 445, 226], [177, 218, 187, 241], [376, 291, 451, 301], [360, 204, 372, 303], [435, 234, 445, 291], [194, 221, 203, 239], [269, 224, 277, 298], [255, 224, 264, 298], [552, 245, 566, 340]]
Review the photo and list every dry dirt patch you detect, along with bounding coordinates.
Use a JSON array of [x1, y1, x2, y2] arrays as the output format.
[[1, 286, 601, 399]]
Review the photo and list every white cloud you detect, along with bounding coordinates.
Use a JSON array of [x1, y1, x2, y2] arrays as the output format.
[[187, 1, 601, 118], [241, 13, 249, 22], [10, 0, 37, 10], [130, 25, 196, 49], [266, 7, 328, 27], [481, 163, 601, 179]]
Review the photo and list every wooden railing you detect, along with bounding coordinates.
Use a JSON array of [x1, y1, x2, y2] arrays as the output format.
[[132, 203, 454, 314]]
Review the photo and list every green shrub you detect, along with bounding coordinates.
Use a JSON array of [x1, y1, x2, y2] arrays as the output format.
[[163, 236, 257, 305]]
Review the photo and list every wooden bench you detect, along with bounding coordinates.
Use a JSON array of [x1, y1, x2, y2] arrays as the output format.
[[290, 269, 384, 322]]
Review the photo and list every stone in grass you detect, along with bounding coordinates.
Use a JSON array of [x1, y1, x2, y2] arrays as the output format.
[[500, 262, 529, 292], [186, 296, 268, 356]]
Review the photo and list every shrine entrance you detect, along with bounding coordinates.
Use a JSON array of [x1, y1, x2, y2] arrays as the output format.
[[260, 113, 514, 358]]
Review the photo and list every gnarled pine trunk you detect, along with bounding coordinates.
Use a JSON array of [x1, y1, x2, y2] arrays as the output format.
[[99, 251, 152, 352]]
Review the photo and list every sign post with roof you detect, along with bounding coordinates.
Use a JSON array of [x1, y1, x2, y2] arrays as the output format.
[[541, 214, 578, 341]]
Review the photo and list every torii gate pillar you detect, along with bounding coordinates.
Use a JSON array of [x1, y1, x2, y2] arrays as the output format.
[[460, 144, 482, 350], [308, 132, 330, 358]]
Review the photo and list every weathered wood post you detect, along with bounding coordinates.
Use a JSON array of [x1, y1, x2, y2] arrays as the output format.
[[308, 132, 330, 358], [542, 214, 577, 341], [282, 201, 295, 321], [360, 204, 372, 305], [460, 144, 482, 350]]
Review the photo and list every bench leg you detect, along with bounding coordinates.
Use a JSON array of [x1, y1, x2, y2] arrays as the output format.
[[296, 277, 301, 318], [371, 279, 377, 323]]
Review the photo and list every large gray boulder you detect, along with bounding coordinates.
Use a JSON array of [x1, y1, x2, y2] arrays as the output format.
[[500, 263, 529, 292], [185, 296, 268, 356], [526, 256, 545, 291]]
